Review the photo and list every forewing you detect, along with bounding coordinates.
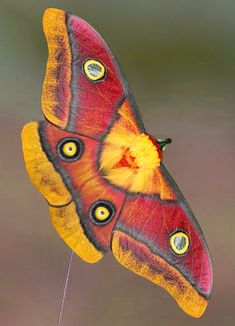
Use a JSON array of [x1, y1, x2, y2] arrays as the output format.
[[111, 165, 213, 318], [42, 8, 145, 139]]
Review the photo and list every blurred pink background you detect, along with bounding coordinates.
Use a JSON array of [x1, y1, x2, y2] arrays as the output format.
[[0, 1, 234, 325]]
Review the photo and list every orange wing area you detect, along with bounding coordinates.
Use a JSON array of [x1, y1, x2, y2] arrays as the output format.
[[111, 191, 213, 318], [42, 9, 71, 128], [99, 101, 212, 317], [21, 121, 125, 262], [99, 100, 176, 200], [112, 231, 208, 318], [22, 122, 71, 206], [42, 8, 136, 140], [50, 202, 102, 263]]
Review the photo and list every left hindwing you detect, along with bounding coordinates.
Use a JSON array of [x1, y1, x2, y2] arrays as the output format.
[[22, 120, 125, 263]]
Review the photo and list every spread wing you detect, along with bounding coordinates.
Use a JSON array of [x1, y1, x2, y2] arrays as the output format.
[[41, 8, 145, 139], [111, 174, 213, 318], [22, 7, 145, 263], [21, 8, 212, 318], [22, 120, 125, 263], [98, 98, 213, 318]]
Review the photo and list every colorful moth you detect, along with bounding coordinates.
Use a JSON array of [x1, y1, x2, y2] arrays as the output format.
[[21, 8, 213, 319]]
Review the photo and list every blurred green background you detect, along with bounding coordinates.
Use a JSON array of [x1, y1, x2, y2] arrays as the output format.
[[0, 0, 234, 325]]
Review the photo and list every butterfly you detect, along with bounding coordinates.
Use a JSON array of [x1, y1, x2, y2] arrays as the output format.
[[21, 8, 213, 319]]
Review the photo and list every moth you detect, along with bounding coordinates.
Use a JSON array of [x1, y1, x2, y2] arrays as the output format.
[[22, 8, 213, 319]]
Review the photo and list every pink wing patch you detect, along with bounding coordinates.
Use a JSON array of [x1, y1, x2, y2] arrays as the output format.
[[113, 194, 212, 295], [66, 14, 124, 138], [42, 8, 145, 140]]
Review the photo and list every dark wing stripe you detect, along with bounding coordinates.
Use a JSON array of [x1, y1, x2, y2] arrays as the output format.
[[38, 120, 106, 252], [114, 221, 209, 299], [66, 13, 80, 131]]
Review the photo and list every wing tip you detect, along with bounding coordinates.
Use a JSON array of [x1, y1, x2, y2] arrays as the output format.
[[43, 8, 65, 22], [112, 230, 209, 318], [42, 8, 67, 36]]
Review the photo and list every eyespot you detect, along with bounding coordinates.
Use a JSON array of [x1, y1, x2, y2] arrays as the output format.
[[169, 230, 190, 255], [83, 59, 106, 81], [90, 201, 115, 225], [58, 138, 83, 161]]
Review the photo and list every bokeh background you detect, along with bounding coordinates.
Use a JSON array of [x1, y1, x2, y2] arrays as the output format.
[[0, 0, 234, 325]]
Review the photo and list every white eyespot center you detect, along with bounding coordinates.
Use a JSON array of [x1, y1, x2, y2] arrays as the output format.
[[174, 236, 187, 251], [87, 63, 102, 77], [83, 59, 106, 81], [170, 231, 190, 255]]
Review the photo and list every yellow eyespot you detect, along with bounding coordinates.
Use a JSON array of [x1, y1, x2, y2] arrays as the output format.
[[58, 138, 83, 161], [83, 59, 106, 81], [90, 201, 115, 224], [170, 231, 190, 255], [94, 206, 110, 221], [62, 142, 77, 157]]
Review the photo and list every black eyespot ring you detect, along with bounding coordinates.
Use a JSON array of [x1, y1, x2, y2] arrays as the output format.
[[89, 200, 116, 225], [57, 138, 83, 161]]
